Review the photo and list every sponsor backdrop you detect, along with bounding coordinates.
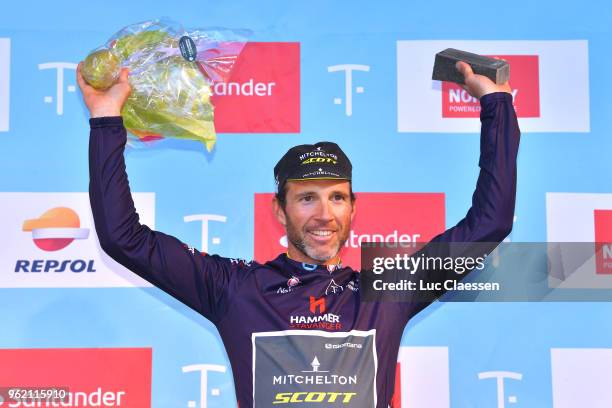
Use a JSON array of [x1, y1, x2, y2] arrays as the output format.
[[0, 0, 610, 407]]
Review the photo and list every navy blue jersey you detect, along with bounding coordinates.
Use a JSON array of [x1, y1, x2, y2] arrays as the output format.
[[88, 92, 519, 407]]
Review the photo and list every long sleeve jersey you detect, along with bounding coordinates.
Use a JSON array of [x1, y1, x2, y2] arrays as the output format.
[[88, 92, 520, 407]]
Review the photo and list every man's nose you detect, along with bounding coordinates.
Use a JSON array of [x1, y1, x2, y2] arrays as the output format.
[[314, 199, 334, 221]]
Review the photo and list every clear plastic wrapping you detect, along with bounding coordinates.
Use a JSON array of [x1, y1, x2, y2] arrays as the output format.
[[82, 19, 248, 151]]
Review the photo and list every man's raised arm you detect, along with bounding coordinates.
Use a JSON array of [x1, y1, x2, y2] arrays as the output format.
[[431, 61, 520, 244], [78, 64, 239, 324], [402, 62, 520, 316]]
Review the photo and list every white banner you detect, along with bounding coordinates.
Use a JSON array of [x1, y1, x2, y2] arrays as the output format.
[[0, 192, 155, 287], [551, 348, 612, 408], [397, 40, 590, 133]]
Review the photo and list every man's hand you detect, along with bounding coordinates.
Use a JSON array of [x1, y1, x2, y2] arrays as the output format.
[[76, 62, 132, 118], [455, 61, 512, 100]]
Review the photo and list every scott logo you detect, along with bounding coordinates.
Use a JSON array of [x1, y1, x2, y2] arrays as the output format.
[[302, 157, 338, 165], [273, 391, 357, 404]]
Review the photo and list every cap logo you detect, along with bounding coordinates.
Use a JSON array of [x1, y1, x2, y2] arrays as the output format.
[[301, 169, 341, 178], [299, 151, 338, 161], [302, 157, 338, 165]]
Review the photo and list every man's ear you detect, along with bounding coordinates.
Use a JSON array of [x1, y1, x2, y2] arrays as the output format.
[[273, 197, 287, 227], [350, 199, 357, 223]]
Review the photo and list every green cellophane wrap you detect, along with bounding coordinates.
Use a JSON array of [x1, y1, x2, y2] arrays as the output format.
[[82, 19, 248, 151]]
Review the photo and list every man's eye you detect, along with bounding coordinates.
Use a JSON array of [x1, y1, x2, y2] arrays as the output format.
[[300, 195, 313, 202], [333, 194, 346, 201]]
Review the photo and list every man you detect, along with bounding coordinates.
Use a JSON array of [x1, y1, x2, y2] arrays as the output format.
[[78, 60, 519, 407]]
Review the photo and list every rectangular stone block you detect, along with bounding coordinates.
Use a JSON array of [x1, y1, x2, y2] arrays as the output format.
[[432, 48, 510, 84]]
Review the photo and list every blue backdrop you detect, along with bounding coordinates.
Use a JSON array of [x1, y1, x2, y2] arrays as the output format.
[[0, 1, 611, 407]]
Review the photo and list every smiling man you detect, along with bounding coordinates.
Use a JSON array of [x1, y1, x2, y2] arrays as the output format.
[[79, 60, 519, 407], [272, 142, 356, 265]]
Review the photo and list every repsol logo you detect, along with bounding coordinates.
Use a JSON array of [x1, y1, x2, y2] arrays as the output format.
[[14, 259, 97, 273], [302, 157, 338, 165]]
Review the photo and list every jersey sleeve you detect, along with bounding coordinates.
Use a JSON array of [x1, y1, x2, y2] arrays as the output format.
[[407, 92, 521, 317], [88, 116, 242, 324], [430, 92, 520, 244]]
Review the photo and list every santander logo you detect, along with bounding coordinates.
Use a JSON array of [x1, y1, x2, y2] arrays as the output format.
[[22, 207, 89, 251]]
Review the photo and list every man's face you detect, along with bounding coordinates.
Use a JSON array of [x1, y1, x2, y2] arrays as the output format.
[[274, 179, 356, 264]]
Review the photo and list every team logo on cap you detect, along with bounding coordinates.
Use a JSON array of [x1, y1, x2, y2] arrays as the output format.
[[299, 147, 339, 165], [22, 207, 89, 252], [302, 157, 338, 165]]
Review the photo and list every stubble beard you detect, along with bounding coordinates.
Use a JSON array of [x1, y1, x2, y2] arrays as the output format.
[[284, 213, 349, 264]]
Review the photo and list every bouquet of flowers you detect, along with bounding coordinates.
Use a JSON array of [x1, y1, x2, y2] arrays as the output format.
[[81, 19, 248, 151]]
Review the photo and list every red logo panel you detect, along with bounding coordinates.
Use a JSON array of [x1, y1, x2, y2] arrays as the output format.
[[254, 193, 446, 269], [0, 348, 151, 406], [442, 55, 540, 118], [595, 210, 612, 275], [212, 42, 300, 133]]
